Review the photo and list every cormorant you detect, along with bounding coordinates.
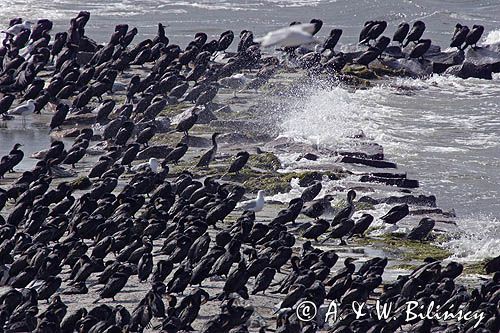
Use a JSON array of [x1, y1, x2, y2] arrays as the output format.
[[196, 132, 220, 168]]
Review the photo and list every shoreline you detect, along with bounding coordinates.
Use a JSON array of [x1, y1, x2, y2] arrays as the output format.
[[0, 16, 498, 332]]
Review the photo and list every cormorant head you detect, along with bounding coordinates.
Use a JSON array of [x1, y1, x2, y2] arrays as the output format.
[[347, 189, 356, 202]]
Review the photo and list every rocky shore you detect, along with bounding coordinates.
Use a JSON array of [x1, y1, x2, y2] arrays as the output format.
[[1, 15, 498, 333]]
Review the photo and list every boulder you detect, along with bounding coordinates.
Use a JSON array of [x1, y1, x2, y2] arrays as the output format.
[[465, 46, 500, 72], [426, 50, 465, 74], [392, 58, 433, 77], [445, 62, 492, 80], [137, 145, 173, 160]]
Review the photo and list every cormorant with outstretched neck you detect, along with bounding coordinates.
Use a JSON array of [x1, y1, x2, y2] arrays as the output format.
[[331, 190, 356, 225], [196, 132, 220, 168]]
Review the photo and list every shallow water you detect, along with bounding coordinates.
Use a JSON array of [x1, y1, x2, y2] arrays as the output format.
[[1, 0, 499, 260]]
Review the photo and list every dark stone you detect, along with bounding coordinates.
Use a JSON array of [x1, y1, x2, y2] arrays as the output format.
[[297, 172, 323, 187], [297, 153, 319, 161], [445, 62, 492, 80], [339, 155, 396, 168], [358, 194, 436, 207], [427, 51, 465, 74], [465, 46, 500, 73], [136, 145, 173, 160], [383, 46, 405, 58], [359, 175, 419, 188]]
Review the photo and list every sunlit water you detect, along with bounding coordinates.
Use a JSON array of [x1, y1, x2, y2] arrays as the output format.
[[1, 0, 499, 260]]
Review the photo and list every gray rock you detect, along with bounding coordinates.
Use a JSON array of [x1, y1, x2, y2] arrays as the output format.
[[136, 145, 173, 160], [465, 46, 500, 72], [383, 46, 405, 58], [382, 58, 432, 77], [426, 51, 465, 74], [135, 117, 171, 134], [445, 62, 492, 80]]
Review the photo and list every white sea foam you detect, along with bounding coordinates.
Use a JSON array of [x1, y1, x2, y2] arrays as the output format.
[[442, 214, 500, 262]]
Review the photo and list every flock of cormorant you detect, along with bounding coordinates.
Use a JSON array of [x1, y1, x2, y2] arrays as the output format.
[[0, 12, 499, 333]]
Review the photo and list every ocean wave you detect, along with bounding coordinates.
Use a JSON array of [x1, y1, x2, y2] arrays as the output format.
[[442, 214, 500, 262]]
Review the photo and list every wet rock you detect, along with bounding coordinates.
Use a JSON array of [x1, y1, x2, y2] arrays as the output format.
[[50, 128, 81, 138], [403, 44, 441, 56], [337, 142, 384, 160], [385, 58, 433, 77], [383, 46, 405, 58], [427, 50, 465, 74], [135, 117, 171, 133], [198, 109, 217, 124], [65, 113, 97, 125], [296, 153, 319, 161], [360, 175, 419, 188], [136, 145, 173, 160], [465, 46, 500, 73], [358, 194, 437, 207], [339, 155, 397, 168], [70, 176, 93, 190], [445, 62, 492, 80]]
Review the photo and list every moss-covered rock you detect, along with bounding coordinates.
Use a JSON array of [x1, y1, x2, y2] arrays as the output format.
[[70, 176, 92, 190], [160, 103, 191, 117], [342, 65, 378, 80], [248, 152, 282, 171], [462, 261, 487, 275], [354, 233, 451, 261]]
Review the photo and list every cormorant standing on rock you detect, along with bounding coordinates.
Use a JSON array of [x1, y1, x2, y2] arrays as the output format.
[[409, 39, 431, 59], [407, 217, 435, 240], [404, 21, 426, 47], [196, 132, 220, 168], [464, 25, 484, 50], [223, 151, 250, 177], [393, 22, 410, 46], [380, 203, 409, 224]]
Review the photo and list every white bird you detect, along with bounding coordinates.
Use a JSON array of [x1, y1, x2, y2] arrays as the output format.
[[255, 23, 317, 48], [9, 99, 36, 125], [1, 21, 33, 35], [131, 157, 159, 173], [219, 73, 249, 97], [237, 190, 266, 212]]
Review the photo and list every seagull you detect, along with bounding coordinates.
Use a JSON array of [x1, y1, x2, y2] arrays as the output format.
[[255, 23, 317, 48], [219, 73, 249, 97], [9, 99, 36, 125], [1, 21, 33, 35], [131, 157, 159, 173], [237, 190, 265, 212]]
